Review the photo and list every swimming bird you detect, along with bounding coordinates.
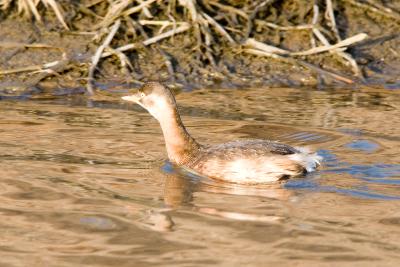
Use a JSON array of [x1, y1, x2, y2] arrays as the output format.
[[122, 82, 321, 184]]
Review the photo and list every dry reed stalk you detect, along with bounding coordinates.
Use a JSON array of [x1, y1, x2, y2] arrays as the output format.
[[0, 42, 57, 49], [95, 0, 131, 29], [201, 12, 235, 44], [87, 19, 121, 95], [138, 20, 185, 26], [97, 0, 157, 29], [100, 23, 191, 58], [208, 1, 248, 19], [310, 4, 319, 49], [42, 0, 69, 29], [245, 0, 275, 39], [179, 0, 198, 22], [244, 38, 289, 54], [137, 0, 153, 18], [0, 60, 60, 75], [138, 20, 185, 35], [256, 20, 314, 31], [290, 33, 368, 56], [0, 52, 68, 75], [325, 0, 341, 41]]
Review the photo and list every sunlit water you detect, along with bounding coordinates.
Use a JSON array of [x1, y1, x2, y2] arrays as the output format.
[[0, 87, 399, 266]]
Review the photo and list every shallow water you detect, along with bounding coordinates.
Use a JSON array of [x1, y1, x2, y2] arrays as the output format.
[[0, 87, 399, 266]]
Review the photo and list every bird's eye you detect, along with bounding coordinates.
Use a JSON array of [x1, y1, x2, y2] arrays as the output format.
[[140, 92, 145, 97]]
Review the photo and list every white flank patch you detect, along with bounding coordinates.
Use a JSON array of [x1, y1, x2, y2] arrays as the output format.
[[223, 157, 296, 183]]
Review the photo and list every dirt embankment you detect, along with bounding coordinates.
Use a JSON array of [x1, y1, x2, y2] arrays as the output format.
[[0, 0, 399, 98]]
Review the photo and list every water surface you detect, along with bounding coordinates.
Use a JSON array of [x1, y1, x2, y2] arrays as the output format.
[[0, 87, 399, 266]]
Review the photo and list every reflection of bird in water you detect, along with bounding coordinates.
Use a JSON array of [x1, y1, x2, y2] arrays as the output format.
[[139, 209, 175, 232], [122, 82, 322, 184], [162, 165, 296, 224], [163, 171, 196, 207]]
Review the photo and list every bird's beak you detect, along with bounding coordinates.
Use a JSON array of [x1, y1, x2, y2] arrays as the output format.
[[121, 91, 141, 103]]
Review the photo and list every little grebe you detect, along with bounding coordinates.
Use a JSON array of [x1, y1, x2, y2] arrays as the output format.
[[122, 82, 321, 184]]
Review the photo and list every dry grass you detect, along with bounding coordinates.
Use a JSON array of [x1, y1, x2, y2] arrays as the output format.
[[1, 0, 399, 93], [0, 0, 68, 29]]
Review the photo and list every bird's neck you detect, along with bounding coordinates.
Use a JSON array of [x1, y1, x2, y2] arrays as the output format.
[[156, 108, 200, 165]]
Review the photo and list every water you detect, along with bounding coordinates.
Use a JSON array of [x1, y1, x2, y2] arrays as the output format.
[[0, 87, 399, 266]]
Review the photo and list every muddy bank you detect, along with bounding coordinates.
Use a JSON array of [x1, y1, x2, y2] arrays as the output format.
[[0, 0, 399, 97]]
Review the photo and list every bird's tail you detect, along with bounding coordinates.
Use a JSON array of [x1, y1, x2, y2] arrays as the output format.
[[289, 147, 322, 172]]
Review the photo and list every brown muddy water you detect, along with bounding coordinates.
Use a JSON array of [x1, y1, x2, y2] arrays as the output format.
[[0, 86, 399, 266]]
